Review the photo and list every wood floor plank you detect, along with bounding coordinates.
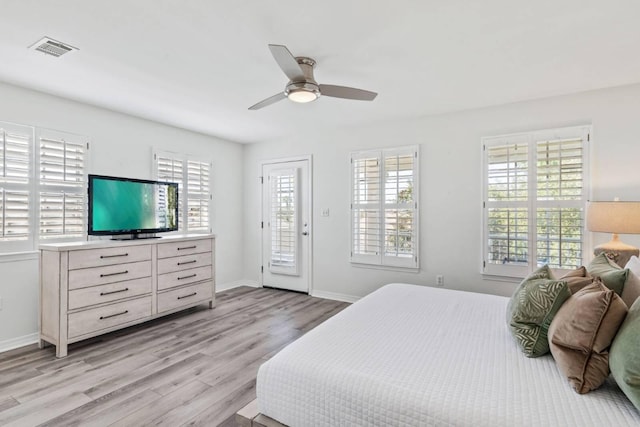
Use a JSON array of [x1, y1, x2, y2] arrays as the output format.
[[0, 286, 350, 426], [38, 389, 161, 427], [0, 390, 91, 427], [0, 360, 93, 403], [109, 379, 212, 427], [83, 352, 208, 400], [0, 396, 19, 413], [13, 354, 158, 404], [0, 366, 42, 389], [183, 379, 257, 427]]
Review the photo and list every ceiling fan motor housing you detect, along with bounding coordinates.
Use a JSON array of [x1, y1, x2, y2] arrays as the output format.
[[285, 57, 320, 102]]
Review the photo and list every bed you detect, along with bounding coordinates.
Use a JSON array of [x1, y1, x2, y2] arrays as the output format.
[[247, 283, 640, 426]]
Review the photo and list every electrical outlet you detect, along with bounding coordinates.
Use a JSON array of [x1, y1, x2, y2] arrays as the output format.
[[321, 208, 330, 217], [436, 275, 444, 287]]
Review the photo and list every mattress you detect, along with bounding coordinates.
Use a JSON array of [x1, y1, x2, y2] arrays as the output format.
[[256, 283, 640, 426]]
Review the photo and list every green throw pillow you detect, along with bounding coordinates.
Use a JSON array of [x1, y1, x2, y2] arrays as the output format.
[[507, 265, 571, 358], [587, 253, 628, 296], [610, 298, 640, 411]]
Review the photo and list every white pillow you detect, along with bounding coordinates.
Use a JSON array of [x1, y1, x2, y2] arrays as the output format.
[[625, 256, 640, 278], [623, 256, 640, 307]]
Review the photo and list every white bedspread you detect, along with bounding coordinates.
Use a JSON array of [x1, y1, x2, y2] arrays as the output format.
[[256, 283, 640, 426]]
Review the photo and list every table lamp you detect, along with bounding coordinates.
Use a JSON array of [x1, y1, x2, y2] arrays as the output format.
[[587, 201, 640, 266]]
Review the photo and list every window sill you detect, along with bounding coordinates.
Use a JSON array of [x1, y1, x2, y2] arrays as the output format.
[[351, 262, 420, 273], [481, 273, 523, 283], [0, 251, 39, 263]]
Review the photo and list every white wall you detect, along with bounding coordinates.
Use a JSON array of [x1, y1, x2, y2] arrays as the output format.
[[243, 83, 640, 300], [0, 82, 245, 347]]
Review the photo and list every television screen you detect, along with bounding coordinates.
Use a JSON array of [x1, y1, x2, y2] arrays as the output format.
[[88, 175, 178, 236]]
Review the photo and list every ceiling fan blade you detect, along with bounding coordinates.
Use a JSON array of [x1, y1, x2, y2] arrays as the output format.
[[248, 92, 287, 110], [268, 44, 305, 81], [319, 84, 378, 101]]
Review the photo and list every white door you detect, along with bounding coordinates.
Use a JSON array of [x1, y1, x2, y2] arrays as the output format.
[[261, 158, 311, 293]]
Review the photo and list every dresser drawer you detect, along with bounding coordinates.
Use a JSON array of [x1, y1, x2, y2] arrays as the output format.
[[157, 265, 212, 290], [68, 277, 152, 310], [68, 261, 152, 290], [68, 296, 152, 339], [69, 245, 151, 270], [157, 252, 213, 275], [158, 281, 213, 313], [157, 238, 212, 259]]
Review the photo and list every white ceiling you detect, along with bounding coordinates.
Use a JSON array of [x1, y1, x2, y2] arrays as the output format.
[[1, 1, 639, 144]]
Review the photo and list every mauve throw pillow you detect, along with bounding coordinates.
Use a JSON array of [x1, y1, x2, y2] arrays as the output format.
[[507, 265, 571, 358], [559, 267, 593, 294], [548, 280, 628, 394]]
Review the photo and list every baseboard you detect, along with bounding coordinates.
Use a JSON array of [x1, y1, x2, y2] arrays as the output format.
[[216, 280, 261, 292], [0, 332, 39, 354], [311, 290, 360, 304]]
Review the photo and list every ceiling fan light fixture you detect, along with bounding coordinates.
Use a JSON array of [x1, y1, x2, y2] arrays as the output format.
[[287, 88, 319, 103]]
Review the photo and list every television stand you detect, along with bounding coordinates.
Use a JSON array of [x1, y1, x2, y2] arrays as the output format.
[[111, 233, 161, 240]]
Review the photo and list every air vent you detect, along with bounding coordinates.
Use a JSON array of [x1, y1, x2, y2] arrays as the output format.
[[29, 37, 78, 57]]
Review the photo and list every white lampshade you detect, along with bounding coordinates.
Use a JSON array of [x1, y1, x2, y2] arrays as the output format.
[[587, 201, 640, 234], [587, 201, 640, 251]]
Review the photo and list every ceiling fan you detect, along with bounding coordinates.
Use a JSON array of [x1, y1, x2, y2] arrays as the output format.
[[248, 44, 378, 110]]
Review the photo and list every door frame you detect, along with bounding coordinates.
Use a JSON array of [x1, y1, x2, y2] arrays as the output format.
[[260, 155, 313, 294]]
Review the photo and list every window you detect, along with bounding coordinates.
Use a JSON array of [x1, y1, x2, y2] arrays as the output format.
[[482, 126, 590, 277], [269, 168, 298, 275], [38, 129, 87, 240], [154, 150, 211, 233], [0, 121, 89, 253], [351, 146, 419, 268]]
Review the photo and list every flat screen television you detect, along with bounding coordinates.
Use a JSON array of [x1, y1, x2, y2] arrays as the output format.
[[88, 174, 178, 239]]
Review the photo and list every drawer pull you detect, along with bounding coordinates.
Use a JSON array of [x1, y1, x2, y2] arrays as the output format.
[[177, 245, 197, 251], [100, 270, 129, 278], [177, 292, 197, 300], [100, 287, 129, 296], [100, 310, 129, 320], [177, 273, 197, 280], [177, 260, 197, 266], [100, 253, 128, 259]]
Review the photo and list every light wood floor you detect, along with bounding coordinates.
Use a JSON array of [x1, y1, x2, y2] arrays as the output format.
[[0, 286, 349, 426]]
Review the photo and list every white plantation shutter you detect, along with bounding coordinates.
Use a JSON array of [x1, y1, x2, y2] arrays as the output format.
[[187, 160, 211, 231], [269, 168, 298, 275], [0, 123, 33, 250], [38, 130, 88, 240], [483, 126, 589, 277], [485, 137, 529, 275], [156, 154, 184, 228], [384, 152, 416, 260], [0, 122, 89, 252], [352, 155, 381, 261], [154, 150, 211, 233], [351, 146, 419, 268], [535, 136, 584, 269], [1, 190, 30, 240]]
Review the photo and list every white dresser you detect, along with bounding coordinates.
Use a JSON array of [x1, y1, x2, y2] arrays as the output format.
[[40, 234, 215, 357]]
